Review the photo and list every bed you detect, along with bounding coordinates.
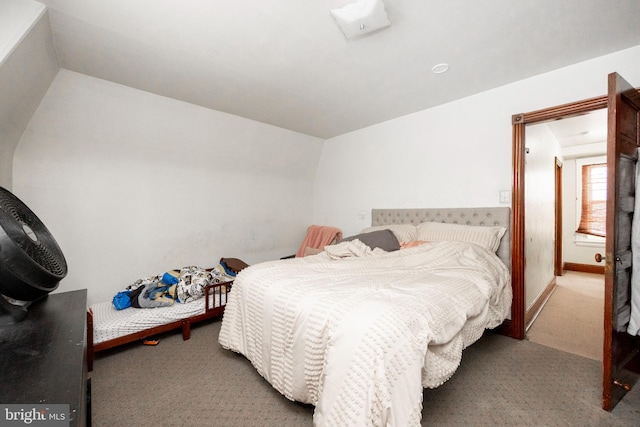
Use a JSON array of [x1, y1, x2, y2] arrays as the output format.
[[86, 261, 248, 371], [218, 207, 512, 426], [87, 282, 229, 371]]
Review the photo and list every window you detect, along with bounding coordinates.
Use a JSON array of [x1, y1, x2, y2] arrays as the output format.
[[575, 156, 606, 244]]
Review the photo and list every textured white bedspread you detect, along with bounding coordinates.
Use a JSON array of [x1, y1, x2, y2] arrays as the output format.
[[218, 241, 511, 426]]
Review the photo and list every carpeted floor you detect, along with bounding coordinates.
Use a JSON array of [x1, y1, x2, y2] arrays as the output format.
[[527, 271, 604, 361], [89, 317, 640, 426]]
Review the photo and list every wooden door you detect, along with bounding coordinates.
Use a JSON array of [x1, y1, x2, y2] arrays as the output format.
[[602, 72, 640, 411]]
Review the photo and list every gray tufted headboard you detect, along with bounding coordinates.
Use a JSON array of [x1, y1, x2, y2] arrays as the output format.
[[371, 207, 511, 270]]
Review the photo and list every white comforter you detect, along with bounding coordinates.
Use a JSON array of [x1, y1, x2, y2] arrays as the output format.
[[218, 240, 511, 426]]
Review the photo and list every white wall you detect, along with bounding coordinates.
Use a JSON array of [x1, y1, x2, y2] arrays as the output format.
[[313, 45, 640, 237], [0, 6, 58, 189], [0, 0, 44, 64], [524, 123, 562, 309], [313, 99, 515, 234], [14, 70, 323, 305]]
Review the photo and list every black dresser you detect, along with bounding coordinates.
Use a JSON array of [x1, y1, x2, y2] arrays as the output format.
[[0, 289, 89, 426]]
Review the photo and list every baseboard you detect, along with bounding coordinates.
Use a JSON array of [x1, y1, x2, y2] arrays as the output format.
[[525, 277, 557, 331], [563, 262, 605, 275]]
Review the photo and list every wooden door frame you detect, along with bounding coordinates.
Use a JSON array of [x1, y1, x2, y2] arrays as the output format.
[[555, 157, 563, 277], [511, 96, 607, 339]]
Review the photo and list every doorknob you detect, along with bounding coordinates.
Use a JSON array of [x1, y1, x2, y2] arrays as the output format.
[[595, 253, 605, 263]]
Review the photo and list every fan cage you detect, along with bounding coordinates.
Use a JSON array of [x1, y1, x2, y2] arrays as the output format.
[[0, 188, 67, 282]]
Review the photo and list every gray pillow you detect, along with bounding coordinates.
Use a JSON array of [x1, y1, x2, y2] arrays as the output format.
[[339, 229, 400, 252]]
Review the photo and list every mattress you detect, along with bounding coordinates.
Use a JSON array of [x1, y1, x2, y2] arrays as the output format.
[[90, 291, 227, 345]]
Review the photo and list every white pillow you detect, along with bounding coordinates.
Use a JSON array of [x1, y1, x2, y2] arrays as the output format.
[[416, 222, 506, 253], [361, 224, 417, 243]]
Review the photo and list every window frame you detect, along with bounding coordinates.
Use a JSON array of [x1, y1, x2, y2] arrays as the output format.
[[574, 155, 606, 247]]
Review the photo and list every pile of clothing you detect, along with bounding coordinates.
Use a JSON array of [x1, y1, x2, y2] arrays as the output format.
[[112, 265, 234, 310]]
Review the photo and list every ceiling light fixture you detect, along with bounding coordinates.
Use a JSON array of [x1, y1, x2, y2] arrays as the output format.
[[331, 0, 391, 40], [431, 63, 449, 74]]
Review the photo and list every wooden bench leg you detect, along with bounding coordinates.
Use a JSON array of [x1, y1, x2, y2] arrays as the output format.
[[181, 319, 191, 340]]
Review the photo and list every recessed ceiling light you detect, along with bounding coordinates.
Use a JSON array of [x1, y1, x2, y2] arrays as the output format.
[[431, 63, 449, 74]]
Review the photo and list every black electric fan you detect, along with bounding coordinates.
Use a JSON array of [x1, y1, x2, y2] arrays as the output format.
[[0, 187, 67, 322]]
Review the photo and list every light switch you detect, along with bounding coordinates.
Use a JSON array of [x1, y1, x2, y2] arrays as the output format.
[[499, 190, 511, 204]]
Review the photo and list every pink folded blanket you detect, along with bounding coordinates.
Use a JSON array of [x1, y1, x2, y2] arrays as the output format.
[[295, 225, 343, 257]]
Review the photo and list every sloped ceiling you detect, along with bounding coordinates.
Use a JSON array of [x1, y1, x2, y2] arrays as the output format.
[[35, 0, 640, 139]]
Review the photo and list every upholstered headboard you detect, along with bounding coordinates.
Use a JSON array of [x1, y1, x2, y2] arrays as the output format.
[[371, 207, 511, 270]]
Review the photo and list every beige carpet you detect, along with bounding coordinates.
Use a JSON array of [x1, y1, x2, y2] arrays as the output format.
[[527, 271, 604, 361]]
